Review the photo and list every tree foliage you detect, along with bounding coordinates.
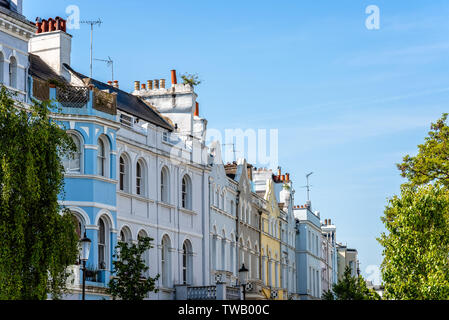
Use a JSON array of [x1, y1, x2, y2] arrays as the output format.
[[323, 266, 380, 300], [107, 236, 159, 300], [0, 87, 79, 300], [398, 113, 449, 188], [379, 113, 449, 300], [379, 183, 449, 299]]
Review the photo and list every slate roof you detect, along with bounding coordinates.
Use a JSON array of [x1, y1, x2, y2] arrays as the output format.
[[0, 4, 35, 26], [63, 63, 173, 131], [29, 53, 67, 83]]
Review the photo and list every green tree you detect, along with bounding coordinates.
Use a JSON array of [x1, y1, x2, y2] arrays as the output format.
[[323, 266, 380, 300], [379, 183, 449, 299], [181, 73, 201, 87], [0, 87, 79, 300], [398, 113, 449, 188], [107, 236, 159, 300]]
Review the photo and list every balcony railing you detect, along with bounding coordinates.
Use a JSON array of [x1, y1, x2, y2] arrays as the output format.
[[56, 86, 90, 109], [225, 286, 241, 300], [187, 286, 217, 300]]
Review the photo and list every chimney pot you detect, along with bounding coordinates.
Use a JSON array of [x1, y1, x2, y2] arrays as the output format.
[[107, 81, 113, 86], [286, 173, 290, 181], [41, 19, 48, 33], [141, 84, 146, 90], [329, 219, 331, 225], [171, 70, 177, 85], [134, 81, 140, 91], [154, 79, 160, 89], [281, 175, 285, 181], [194, 102, 199, 117], [36, 21, 42, 34], [160, 79, 166, 89], [147, 80, 153, 90], [113, 80, 119, 88], [48, 18, 55, 32]]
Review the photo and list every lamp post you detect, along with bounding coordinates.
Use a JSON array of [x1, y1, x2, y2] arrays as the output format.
[[80, 231, 91, 301], [239, 263, 249, 300]]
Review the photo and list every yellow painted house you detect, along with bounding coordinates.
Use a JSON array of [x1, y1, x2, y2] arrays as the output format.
[[260, 178, 284, 300]]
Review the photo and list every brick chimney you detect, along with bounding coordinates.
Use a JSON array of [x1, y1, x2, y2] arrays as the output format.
[[29, 16, 71, 80]]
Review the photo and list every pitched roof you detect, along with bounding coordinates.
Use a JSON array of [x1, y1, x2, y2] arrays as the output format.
[[63, 64, 173, 131], [29, 53, 67, 83]]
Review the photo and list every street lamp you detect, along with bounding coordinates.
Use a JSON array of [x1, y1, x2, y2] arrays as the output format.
[[239, 263, 249, 300], [80, 231, 91, 301]]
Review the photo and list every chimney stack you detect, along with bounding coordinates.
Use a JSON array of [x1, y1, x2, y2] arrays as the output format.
[[30, 16, 71, 80], [171, 70, 177, 85], [194, 102, 199, 117], [147, 80, 153, 90], [134, 81, 140, 91], [113, 80, 119, 88]]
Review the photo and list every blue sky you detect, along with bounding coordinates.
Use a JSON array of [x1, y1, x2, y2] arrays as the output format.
[[25, 0, 449, 284]]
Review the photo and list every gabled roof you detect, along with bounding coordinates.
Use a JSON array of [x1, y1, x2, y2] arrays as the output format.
[[63, 64, 173, 131]]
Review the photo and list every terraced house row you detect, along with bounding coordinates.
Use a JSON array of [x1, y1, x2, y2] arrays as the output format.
[[0, 1, 359, 300]]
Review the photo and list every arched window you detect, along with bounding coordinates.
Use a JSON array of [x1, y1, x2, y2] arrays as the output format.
[[221, 231, 226, 270], [98, 217, 109, 270], [161, 235, 171, 287], [161, 167, 169, 203], [246, 240, 251, 279], [119, 226, 132, 244], [254, 244, 259, 279], [182, 240, 193, 285], [63, 133, 82, 173], [230, 236, 235, 275], [9, 56, 17, 88], [212, 233, 218, 272], [181, 175, 192, 210], [136, 160, 145, 196], [138, 230, 150, 278], [97, 139, 106, 177], [119, 155, 130, 192], [0, 52, 4, 84], [71, 211, 85, 265]]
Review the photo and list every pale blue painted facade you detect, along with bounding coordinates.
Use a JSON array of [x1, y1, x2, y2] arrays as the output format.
[[294, 205, 322, 300]]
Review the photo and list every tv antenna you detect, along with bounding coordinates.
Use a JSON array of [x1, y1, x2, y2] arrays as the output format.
[[300, 172, 313, 201], [80, 18, 103, 78], [94, 56, 114, 82], [222, 143, 237, 162]]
